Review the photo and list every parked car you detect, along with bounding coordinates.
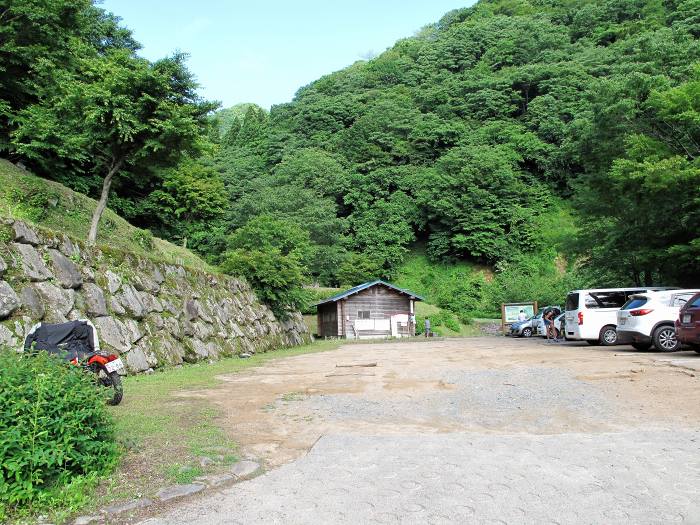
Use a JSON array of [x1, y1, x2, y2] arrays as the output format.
[[564, 287, 676, 346], [509, 316, 536, 337], [617, 289, 700, 352], [676, 292, 700, 353]]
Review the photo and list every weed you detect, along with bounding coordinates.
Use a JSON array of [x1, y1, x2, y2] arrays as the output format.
[[165, 464, 203, 485], [280, 391, 304, 402]]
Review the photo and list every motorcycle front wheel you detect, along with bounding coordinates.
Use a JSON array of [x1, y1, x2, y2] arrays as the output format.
[[96, 366, 124, 406]]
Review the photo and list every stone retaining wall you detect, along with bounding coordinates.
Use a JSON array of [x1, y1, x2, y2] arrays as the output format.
[[0, 219, 310, 373]]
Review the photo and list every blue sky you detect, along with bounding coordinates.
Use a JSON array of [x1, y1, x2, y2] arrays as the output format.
[[99, 1, 473, 109]]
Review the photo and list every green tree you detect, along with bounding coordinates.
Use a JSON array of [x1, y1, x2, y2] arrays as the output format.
[[0, 0, 137, 151], [221, 216, 311, 317], [574, 69, 700, 285], [11, 49, 216, 244], [144, 158, 227, 249]]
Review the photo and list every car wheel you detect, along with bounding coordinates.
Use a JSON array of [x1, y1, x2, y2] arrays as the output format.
[[522, 327, 533, 337], [631, 342, 652, 351], [599, 325, 618, 346], [586, 340, 598, 346], [652, 325, 681, 352]]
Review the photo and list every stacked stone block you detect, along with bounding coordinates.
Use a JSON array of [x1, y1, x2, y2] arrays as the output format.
[[0, 219, 310, 373]]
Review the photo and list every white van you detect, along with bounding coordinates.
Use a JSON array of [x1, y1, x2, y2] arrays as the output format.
[[564, 287, 675, 345]]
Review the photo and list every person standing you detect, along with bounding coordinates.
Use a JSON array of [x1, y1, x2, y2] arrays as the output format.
[[543, 308, 554, 342], [517, 309, 528, 322]]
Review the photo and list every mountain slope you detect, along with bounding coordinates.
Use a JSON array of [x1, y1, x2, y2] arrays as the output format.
[[210, 0, 699, 287]]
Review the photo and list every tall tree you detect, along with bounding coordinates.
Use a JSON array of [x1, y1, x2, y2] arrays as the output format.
[[0, 0, 137, 152], [11, 49, 217, 244]]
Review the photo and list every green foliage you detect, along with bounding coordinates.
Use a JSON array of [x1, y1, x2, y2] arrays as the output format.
[[204, 0, 700, 288], [0, 160, 212, 271], [144, 158, 227, 251], [0, 0, 138, 151], [221, 216, 310, 317], [395, 247, 588, 321], [484, 250, 589, 314], [0, 350, 118, 517], [336, 252, 385, 286], [300, 288, 342, 315], [2, 179, 60, 223], [574, 69, 700, 285], [11, 47, 217, 242], [5, 0, 699, 299], [131, 228, 154, 251]]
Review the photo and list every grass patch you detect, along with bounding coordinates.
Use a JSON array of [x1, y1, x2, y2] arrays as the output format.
[[165, 465, 204, 485], [415, 302, 491, 337], [0, 159, 210, 271], [95, 340, 342, 507]]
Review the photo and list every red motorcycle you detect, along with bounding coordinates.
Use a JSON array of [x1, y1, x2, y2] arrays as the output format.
[[24, 320, 125, 405]]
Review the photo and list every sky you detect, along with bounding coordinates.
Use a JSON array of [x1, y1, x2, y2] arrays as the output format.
[[99, 1, 473, 110]]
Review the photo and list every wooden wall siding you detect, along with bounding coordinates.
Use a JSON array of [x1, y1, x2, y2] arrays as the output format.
[[317, 284, 417, 338], [317, 303, 338, 337], [343, 286, 412, 337]]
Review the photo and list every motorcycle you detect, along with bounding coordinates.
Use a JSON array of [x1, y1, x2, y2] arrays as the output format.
[[24, 319, 125, 405]]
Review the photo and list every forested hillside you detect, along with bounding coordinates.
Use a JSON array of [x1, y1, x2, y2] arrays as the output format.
[[200, 0, 699, 292], [2, 0, 699, 317]]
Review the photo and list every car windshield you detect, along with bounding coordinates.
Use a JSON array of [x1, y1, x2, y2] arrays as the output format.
[[689, 295, 700, 308]]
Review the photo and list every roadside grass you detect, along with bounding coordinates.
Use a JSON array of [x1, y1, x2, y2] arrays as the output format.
[[414, 302, 495, 337], [96, 340, 343, 509]]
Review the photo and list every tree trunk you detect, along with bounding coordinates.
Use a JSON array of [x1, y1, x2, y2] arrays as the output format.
[[87, 159, 123, 246]]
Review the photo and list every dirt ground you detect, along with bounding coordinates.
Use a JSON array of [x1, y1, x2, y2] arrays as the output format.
[[132, 337, 700, 524], [179, 337, 700, 469]]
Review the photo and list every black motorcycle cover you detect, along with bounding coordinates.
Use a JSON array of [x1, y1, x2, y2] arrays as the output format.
[[24, 320, 97, 361]]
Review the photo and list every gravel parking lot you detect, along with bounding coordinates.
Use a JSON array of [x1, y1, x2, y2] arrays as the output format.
[[140, 338, 700, 524]]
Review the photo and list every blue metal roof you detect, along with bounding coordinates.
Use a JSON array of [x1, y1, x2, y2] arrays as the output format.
[[314, 280, 424, 306]]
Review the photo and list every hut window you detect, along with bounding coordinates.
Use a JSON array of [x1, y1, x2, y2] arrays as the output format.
[[358, 310, 370, 319]]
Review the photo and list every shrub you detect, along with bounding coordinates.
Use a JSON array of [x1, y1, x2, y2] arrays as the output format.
[[222, 216, 311, 318], [131, 228, 155, 251], [0, 350, 119, 517], [300, 287, 342, 315], [5, 181, 60, 222], [221, 248, 309, 319], [415, 310, 461, 335]]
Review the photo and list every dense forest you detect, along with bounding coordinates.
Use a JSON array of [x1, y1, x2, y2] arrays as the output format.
[[2, 0, 699, 316]]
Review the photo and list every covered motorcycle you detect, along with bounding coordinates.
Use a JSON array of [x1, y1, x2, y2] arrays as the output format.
[[24, 320, 125, 405]]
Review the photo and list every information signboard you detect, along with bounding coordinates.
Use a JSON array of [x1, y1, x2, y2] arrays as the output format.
[[501, 302, 538, 334]]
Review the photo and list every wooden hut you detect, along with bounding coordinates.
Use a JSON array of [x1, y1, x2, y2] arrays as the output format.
[[315, 280, 423, 339]]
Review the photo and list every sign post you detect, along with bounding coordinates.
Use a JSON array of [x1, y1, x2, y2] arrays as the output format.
[[501, 302, 538, 335]]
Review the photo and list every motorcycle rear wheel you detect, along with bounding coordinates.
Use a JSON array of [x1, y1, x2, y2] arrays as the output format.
[[96, 366, 123, 406]]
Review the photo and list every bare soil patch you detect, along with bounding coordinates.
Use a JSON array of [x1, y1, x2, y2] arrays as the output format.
[[181, 338, 700, 469]]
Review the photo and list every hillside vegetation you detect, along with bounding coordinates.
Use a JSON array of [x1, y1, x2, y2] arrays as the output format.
[[0, 160, 210, 270], [2, 0, 699, 317], [192, 0, 699, 292]]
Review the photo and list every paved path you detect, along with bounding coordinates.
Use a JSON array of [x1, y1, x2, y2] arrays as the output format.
[[143, 431, 700, 524], [139, 339, 700, 524]]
